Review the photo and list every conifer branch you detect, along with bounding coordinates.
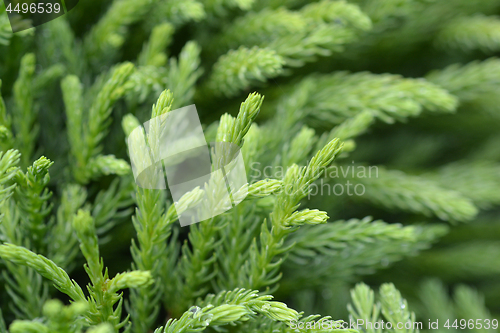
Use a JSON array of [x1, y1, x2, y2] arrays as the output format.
[[138, 23, 174, 68], [426, 58, 500, 117], [435, 15, 500, 53], [84, 0, 154, 67], [348, 283, 419, 333], [172, 93, 263, 314], [150, 0, 205, 27], [0, 244, 87, 303], [63, 63, 134, 183], [167, 41, 203, 108], [156, 289, 299, 333], [12, 54, 36, 167], [126, 91, 175, 333], [0, 5, 12, 46], [347, 166, 478, 223], [0, 80, 13, 151], [73, 209, 152, 330], [0, 149, 20, 206], [284, 220, 447, 286], [208, 46, 284, 97], [240, 139, 343, 291], [39, 18, 82, 75], [424, 161, 500, 209], [47, 184, 87, 271], [303, 72, 458, 124], [202, 0, 254, 16], [12, 156, 53, 251]]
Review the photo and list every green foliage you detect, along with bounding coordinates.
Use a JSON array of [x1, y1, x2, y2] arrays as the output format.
[[166, 41, 203, 108], [62, 63, 134, 184], [150, 0, 205, 27], [348, 283, 420, 333], [137, 23, 174, 68], [12, 54, 36, 168], [155, 288, 300, 333], [419, 280, 496, 333], [0, 150, 20, 206], [208, 46, 285, 97], [284, 217, 447, 286], [214, 1, 371, 69], [424, 162, 500, 209], [298, 72, 458, 125], [346, 167, 478, 222], [13, 156, 54, 250], [0, 0, 499, 332], [83, 0, 154, 68], [426, 58, 500, 119], [0, 5, 11, 47], [0, 243, 87, 303], [436, 15, 500, 53], [9, 300, 114, 333]]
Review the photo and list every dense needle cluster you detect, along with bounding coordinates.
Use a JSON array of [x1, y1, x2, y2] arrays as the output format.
[[0, 0, 500, 332]]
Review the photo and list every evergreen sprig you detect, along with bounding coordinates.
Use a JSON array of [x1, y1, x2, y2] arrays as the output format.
[[346, 167, 478, 223], [208, 46, 284, 97], [0, 243, 87, 303], [436, 15, 500, 53], [0, 149, 20, 206], [348, 283, 420, 333], [239, 138, 344, 291], [12, 54, 36, 167], [12, 156, 54, 250], [62, 63, 134, 183]]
